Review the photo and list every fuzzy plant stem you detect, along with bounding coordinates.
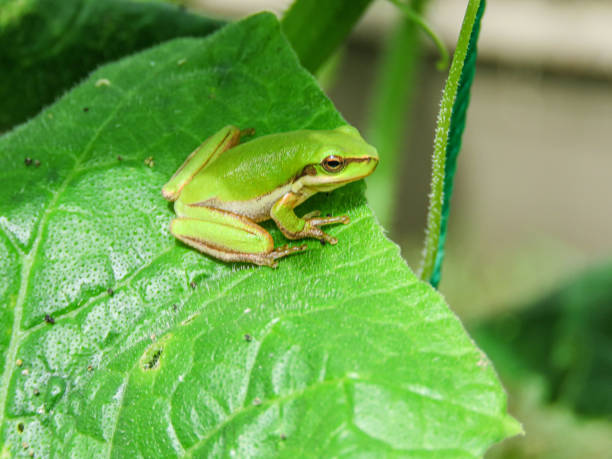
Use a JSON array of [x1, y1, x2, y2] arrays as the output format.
[[418, 0, 483, 284]]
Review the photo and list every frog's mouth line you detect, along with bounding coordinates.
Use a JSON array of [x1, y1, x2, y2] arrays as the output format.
[[344, 156, 378, 164]]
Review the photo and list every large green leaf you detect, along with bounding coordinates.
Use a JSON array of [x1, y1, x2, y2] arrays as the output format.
[[0, 0, 223, 131], [0, 13, 518, 457]]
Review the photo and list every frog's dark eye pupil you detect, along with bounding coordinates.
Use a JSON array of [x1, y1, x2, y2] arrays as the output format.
[[322, 155, 345, 172]]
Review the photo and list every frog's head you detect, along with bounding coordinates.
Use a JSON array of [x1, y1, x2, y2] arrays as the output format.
[[299, 125, 379, 192]]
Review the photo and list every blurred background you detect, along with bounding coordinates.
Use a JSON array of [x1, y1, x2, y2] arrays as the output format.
[[192, 0, 612, 457]]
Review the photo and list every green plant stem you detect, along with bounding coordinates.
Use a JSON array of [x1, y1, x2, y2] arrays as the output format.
[[388, 0, 449, 70], [418, 0, 483, 284], [366, 0, 429, 228], [281, 0, 374, 74]]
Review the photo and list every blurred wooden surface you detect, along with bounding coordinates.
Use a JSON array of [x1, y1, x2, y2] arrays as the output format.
[[192, 0, 612, 78]]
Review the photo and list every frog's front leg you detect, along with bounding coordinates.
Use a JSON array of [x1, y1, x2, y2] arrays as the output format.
[[270, 192, 350, 244], [170, 203, 306, 267]]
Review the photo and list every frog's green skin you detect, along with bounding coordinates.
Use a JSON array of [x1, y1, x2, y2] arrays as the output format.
[[162, 125, 378, 267]]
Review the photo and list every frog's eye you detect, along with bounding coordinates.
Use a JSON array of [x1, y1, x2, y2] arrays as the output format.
[[322, 155, 345, 173]]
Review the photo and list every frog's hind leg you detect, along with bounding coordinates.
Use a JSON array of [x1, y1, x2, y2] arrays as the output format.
[[170, 206, 306, 267], [162, 125, 245, 202]]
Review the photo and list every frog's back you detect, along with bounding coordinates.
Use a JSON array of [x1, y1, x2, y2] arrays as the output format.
[[178, 130, 317, 211]]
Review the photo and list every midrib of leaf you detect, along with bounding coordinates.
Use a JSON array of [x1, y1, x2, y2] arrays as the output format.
[[0, 50, 191, 428]]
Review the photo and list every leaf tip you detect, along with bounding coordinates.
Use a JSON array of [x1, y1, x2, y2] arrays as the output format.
[[502, 414, 524, 439]]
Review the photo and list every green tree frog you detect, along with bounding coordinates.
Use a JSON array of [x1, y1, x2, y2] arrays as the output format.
[[162, 125, 378, 267]]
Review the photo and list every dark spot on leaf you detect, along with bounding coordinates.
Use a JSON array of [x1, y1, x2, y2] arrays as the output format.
[[17, 422, 24, 433], [143, 349, 163, 370], [24, 157, 32, 166], [83, 107, 89, 112], [190, 281, 196, 289], [326, 213, 331, 217], [33, 388, 39, 396], [34, 159, 41, 167], [280, 433, 287, 440], [44, 314, 55, 324], [244, 334, 252, 342], [87, 365, 93, 372], [117, 155, 123, 161], [172, 304, 178, 311], [320, 240, 326, 246], [107, 288, 114, 297]]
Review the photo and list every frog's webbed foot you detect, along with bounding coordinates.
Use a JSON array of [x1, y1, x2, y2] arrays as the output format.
[[297, 211, 350, 245], [271, 193, 351, 246]]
